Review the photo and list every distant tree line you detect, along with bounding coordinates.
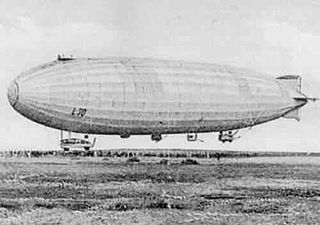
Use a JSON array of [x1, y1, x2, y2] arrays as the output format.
[[0, 149, 316, 159]]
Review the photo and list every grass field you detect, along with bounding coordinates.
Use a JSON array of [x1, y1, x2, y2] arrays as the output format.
[[0, 154, 319, 224]]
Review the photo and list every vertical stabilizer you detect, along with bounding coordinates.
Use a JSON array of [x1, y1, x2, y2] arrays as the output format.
[[277, 75, 308, 121], [283, 108, 300, 121], [276, 75, 302, 92]]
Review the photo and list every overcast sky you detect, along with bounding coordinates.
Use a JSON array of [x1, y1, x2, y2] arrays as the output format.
[[1, 0, 320, 151]]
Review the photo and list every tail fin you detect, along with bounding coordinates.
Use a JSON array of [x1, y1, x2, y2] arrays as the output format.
[[283, 108, 301, 121], [277, 75, 306, 121], [276, 75, 302, 92]]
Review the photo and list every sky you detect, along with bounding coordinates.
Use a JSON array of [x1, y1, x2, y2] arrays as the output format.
[[1, 0, 320, 151]]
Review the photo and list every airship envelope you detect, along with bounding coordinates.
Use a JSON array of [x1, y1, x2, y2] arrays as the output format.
[[7, 57, 308, 136]]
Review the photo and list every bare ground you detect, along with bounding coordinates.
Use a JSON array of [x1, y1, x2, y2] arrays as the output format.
[[0, 155, 319, 224]]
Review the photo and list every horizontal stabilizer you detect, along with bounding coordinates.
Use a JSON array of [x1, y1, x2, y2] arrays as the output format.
[[283, 108, 300, 121]]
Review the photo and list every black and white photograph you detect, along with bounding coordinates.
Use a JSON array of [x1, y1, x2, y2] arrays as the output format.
[[1, 0, 320, 224]]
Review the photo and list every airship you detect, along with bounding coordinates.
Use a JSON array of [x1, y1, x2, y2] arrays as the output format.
[[7, 56, 316, 149]]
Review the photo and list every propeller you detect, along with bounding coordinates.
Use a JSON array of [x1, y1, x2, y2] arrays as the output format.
[[197, 138, 205, 143]]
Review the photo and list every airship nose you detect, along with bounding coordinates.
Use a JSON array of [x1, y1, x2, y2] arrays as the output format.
[[7, 80, 19, 107]]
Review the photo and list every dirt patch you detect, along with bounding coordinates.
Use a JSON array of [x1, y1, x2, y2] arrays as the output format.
[[231, 200, 289, 214], [21, 171, 205, 184], [229, 186, 320, 199]]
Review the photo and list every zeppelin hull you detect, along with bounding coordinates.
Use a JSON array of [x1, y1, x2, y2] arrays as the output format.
[[8, 57, 307, 135]]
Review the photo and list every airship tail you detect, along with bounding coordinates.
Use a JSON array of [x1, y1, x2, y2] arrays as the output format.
[[283, 95, 319, 121], [277, 75, 308, 121]]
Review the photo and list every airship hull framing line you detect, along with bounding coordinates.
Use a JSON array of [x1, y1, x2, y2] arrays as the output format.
[[8, 57, 309, 146]]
